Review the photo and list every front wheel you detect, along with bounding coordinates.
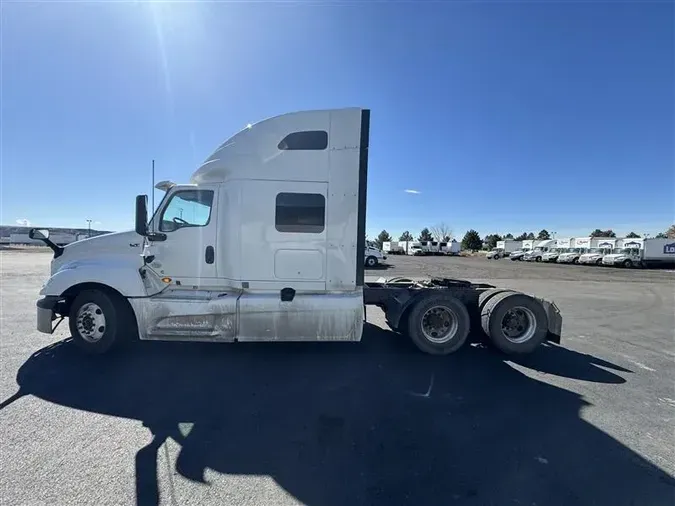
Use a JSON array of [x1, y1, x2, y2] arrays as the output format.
[[68, 289, 134, 354], [622, 259, 633, 268], [365, 256, 378, 268], [406, 295, 470, 355]]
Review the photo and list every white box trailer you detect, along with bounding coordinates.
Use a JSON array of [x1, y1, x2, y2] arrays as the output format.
[[30, 107, 562, 358], [440, 240, 460, 255], [602, 238, 675, 268], [382, 241, 404, 255], [487, 240, 521, 259]]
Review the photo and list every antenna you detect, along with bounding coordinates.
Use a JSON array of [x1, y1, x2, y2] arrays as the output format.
[[151, 159, 155, 212]]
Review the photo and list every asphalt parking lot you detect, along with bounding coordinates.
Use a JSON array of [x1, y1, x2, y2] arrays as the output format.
[[1, 250, 674, 506]]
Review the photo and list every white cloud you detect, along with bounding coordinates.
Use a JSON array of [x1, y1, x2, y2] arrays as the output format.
[[16, 218, 31, 226], [404, 189, 421, 194]]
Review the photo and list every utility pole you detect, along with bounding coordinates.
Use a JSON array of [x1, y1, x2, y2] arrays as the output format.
[[152, 159, 155, 213], [86, 219, 92, 238]]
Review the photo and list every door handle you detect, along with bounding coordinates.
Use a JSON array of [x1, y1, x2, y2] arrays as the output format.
[[205, 246, 214, 264]]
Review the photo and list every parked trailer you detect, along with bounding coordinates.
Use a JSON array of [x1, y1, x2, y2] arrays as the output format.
[[602, 238, 675, 268], [487, 240, 522, 259], [382, 241, 405, 255], [440, 240, 461, 255], [31, 107, 562, 357]]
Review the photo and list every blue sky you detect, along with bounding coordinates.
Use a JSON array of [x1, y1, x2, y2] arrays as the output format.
[[2, 1, 673, 239]]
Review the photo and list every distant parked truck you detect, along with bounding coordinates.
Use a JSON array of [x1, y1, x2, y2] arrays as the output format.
[[578, 239, 616, 265], [602, 238, 675, 268], [408, 242, 424, 255], [441, 240, 461, 255], [542, 238, 572, 263], [487, 240, 522, 259], [523, 239, 557, 262], [557, 237, 591, 264], [382, 241, 405, 255], [510, 239, 537, 261]]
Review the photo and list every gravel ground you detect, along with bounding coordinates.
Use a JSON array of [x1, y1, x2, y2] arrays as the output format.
[[1, 251, 674, 506]]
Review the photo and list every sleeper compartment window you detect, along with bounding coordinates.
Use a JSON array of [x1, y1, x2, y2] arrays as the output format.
[[275, 193, 325, 233], [277, 131, 328, 150]]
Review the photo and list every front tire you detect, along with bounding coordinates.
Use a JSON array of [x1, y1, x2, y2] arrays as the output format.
[[68, 289, 134, 354], [622, 259, 633, 268], [407, 295, 470, 355], [365, 256, 378, 268]]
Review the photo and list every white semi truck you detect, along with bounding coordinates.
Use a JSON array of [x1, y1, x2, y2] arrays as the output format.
[[30, 108, 562, 357], [602, 238, 675, 268], [486, 240, 521, 259]]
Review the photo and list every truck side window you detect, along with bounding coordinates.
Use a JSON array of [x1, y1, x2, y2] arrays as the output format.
[[277, 131, 328, 150], [275, 192, 325, 233], [159, 190, 214, 232]]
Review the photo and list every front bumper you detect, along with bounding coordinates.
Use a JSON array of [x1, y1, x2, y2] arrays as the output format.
[[36, 296, 65, 334]]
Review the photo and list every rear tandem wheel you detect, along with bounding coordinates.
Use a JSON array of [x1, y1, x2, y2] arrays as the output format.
[[406, 294, 471, 355], [480, 291, 548, 354]]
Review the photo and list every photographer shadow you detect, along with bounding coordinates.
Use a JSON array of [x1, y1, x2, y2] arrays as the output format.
[[6, 323, 674, 506]]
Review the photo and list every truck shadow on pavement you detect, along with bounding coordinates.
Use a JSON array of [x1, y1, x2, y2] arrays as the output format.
[[5, 325, 675, 506]]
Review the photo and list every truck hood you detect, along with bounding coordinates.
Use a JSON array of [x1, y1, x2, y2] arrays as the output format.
[[603, 254, 625, 261], [52, 230, 144, 273], [580, 253, 602, 259]]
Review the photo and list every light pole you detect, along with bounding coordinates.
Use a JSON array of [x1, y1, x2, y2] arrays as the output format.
[[86, 219, 92, 238]]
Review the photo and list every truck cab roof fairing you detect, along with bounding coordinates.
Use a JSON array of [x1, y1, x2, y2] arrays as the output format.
[[190, 108, 367, 185]]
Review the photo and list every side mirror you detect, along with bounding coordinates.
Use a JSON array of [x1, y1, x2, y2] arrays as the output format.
[[135, 195, 148, 236], [29, 228, 50, 240]]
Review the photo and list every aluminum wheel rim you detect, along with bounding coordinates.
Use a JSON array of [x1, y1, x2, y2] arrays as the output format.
[[500, 306, 536, 344], [421, 305, 458, 344], [76, 302, 107, 343]]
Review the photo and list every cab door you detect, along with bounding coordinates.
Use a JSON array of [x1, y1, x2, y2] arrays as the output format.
[[147, 186, 218, 287]]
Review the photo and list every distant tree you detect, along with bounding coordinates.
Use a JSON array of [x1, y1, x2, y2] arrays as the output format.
[[590, 229, 616, 238], [655, 232, 667, 238], [399, 231, 413, 242], [442, 235, 452, 242], [483, 233, 503, 250], [514, 233, 528, 241], [375, 230, 392, 249], [418, 228, 433, 242], [430, 222, 453, 242], [625, 231, 641, 238], [536, 229, 551, 240], [526, 232, 536, 240], [667, 224, 675, 239], [461, 230, 483, 251], [504, 233, 514, 239]]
